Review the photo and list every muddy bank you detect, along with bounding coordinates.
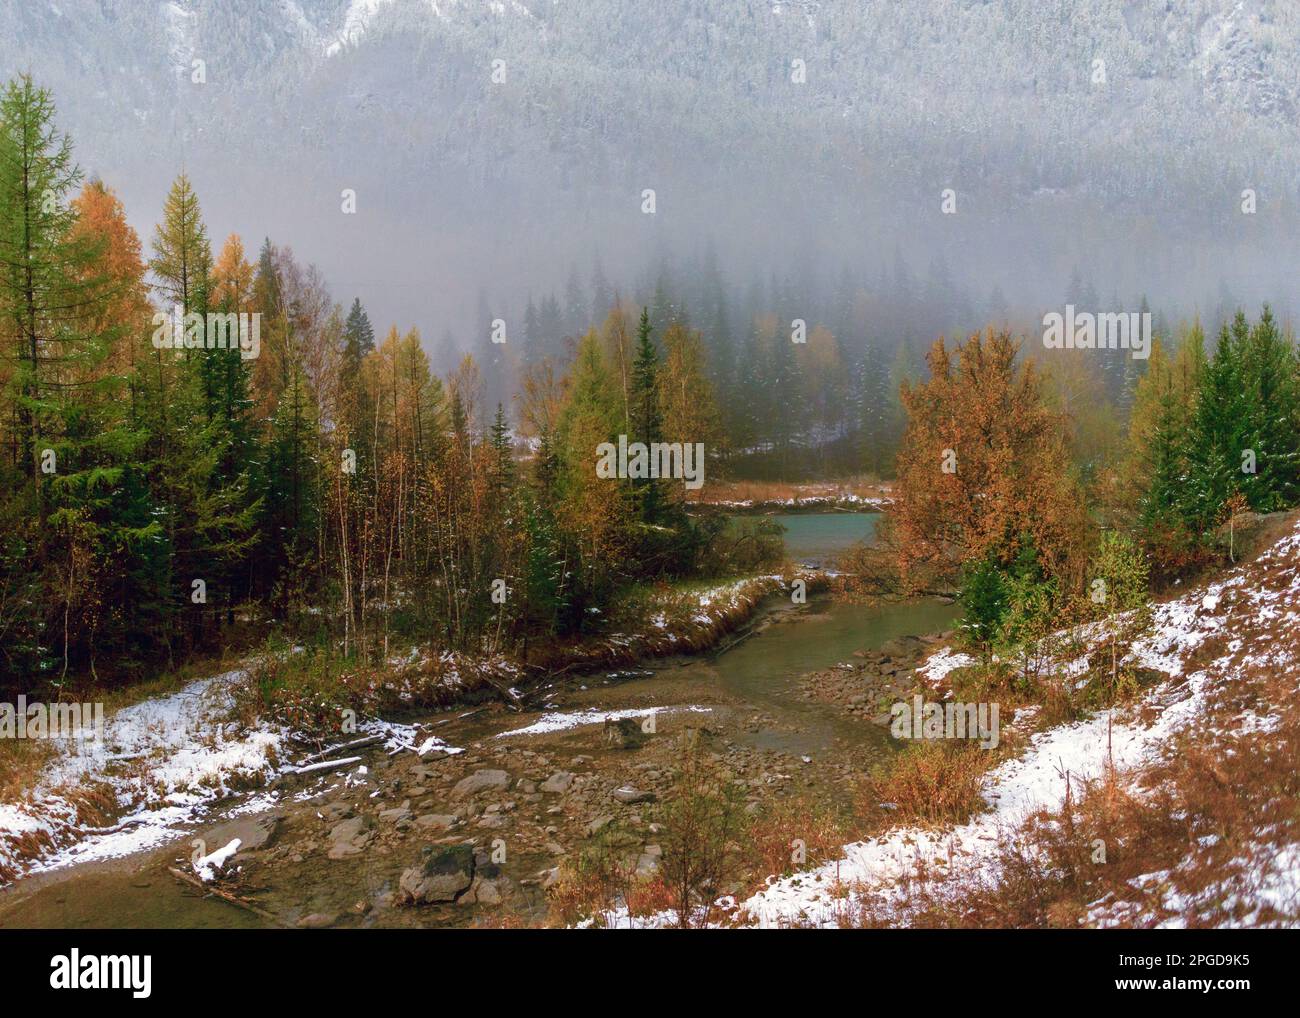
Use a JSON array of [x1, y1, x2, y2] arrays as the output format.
[[0, 670, 865, 928]]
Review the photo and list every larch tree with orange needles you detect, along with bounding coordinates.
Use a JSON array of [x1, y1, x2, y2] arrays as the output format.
[[892, 329, 1087, 595]]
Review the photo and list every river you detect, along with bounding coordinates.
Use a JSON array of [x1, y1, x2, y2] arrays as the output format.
[[0, 511, 955, 928]]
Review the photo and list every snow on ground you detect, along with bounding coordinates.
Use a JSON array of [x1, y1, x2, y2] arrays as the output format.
[[745, 521, 1300, 927], [0, 681, 478, 883], [625, 518, 1300, 928], [915, 646, 975, 686], [0, 669, 287, 883], [738, 699, 1186, 927], [496, 706, 714, 739], [193, 836, 241, 882], [360, 717, 464, 758]]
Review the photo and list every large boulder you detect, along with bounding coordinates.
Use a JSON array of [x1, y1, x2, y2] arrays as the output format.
[[399, 844, 476, 904], [414, 813, 458, 831], [612, 786, 655, 805], [540, 771, 574, 794], [203, 812, 283, 855], [326, 814, 374, 858], [451, 769, 510, 798], [603, 718, 648, 749]]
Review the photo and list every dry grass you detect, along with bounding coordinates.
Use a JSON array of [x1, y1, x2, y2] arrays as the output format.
[[864, 740, 992, 827], [0, 781, 118, 885], [0, 738, 56, 803], [848, 513, 1300, 927], [743, 792, 856, 890]]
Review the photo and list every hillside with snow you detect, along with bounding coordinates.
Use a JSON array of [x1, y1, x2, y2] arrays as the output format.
[[737, 516, 1300, 928]]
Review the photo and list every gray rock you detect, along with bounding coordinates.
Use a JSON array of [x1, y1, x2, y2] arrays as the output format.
[[540, 771, 574, 794], [327, 814, 375, 858], [603, 718, 648, 749], [612, 786, 655, 805], [464, 876, 503, 906], [452, 769, 510, 798], [586, 815, 614, 837], [399, 844, 476, 904], [414, 813, 458, 831], [319, 802, 354, 822], [329, 815, 372, 844], [203, 813, 283, 854]]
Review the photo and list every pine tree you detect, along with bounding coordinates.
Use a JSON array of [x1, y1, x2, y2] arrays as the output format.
[[144, 174, 257, 647], [539, 293, 564, 362], [523, 294, 540, 366], [591, 258, 612, 324], [0, 76, 157, 678], [630, 307, 666, 523], [1183, 314, 1251, 528], [563, 264, 587, 336], [0, 76, 108, 485], [659, 321, 719, 450], [339, 297, 376, 480], [857, 340, 889, 477], [265, 365, 320, 615], [150, 173, 211, 316], [555, 329, 626, 603], [960, 555, 1007, 662], [489, 402, 514, 498], [1239, 306, 1300, 511]]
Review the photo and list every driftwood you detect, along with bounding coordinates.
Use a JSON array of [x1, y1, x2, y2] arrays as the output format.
[[478, 673, 523, 711], [287, 755, 363, 775], [297, 734, 384, 766], [168, 867, 285, 926]]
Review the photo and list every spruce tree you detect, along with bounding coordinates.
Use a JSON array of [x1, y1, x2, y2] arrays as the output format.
[[340, 297, 376, 481], [489, 402, 514, 498], [0, 76, 155, 678], [1183, 314, 1250, 528], [631, 307, 666, 523], [1239, 306, 1300, 511]]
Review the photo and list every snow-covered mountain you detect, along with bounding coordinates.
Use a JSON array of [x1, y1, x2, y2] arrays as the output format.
[[3, 0, 1298, 338]]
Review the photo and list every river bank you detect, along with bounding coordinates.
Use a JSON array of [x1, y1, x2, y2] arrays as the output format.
[[0, 509, 970, 928], [0, 584, 959, 928]]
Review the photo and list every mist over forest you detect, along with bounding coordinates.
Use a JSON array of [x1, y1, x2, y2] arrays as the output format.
[[3, 0, 1298, 387]]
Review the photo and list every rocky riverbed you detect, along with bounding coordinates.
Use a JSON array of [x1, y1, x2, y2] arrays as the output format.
[[0, 588, 958, 929], [798, 631, 955, 725], [168, 672, 879, 928], [192, 627, 954, 928]]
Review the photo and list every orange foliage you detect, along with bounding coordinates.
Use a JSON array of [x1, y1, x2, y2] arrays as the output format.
[[892, 329, 1087, 592]]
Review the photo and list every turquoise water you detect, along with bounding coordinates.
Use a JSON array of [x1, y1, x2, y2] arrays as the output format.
[[731, 511, 880, 567]]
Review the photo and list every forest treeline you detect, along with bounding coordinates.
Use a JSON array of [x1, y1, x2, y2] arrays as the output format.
[[887, 313, 1300, 675], [4, 74, 1299, 694], [0, 77, 740, 688]]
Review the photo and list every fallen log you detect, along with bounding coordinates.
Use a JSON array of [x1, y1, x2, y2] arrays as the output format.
[[296, 734, 384, 766], [287, 755, 363, 775], [167, 867, 285, 926]]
